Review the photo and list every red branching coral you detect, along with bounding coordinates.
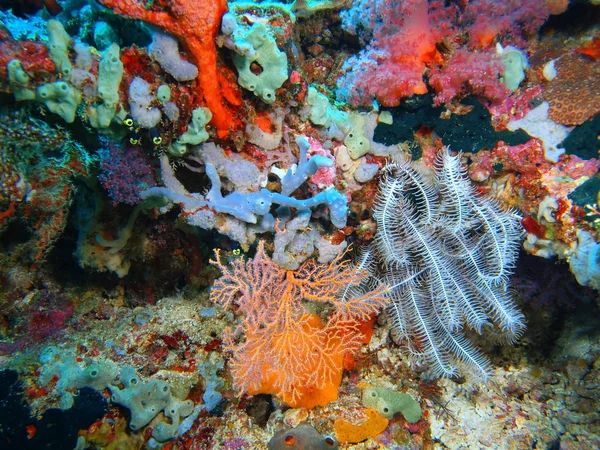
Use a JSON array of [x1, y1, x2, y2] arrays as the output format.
[[97, 0, 242, 138], [0, 26, 56, 80], [210, 242, 388, 408], [544, 53, 600, 126], [469, 139, 600, 212], [488, 86, 542, 130]]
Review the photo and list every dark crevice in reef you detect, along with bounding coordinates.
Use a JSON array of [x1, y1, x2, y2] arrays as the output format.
[[374, 94, 530, 154], [0, 369, 108, 450]]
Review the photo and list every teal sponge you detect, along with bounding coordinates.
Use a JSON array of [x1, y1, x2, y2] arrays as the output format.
[[108, 367, 195, 441]]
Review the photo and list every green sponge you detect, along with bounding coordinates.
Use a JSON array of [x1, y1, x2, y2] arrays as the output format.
[[47, 20, 72, 77], [88, 43, 124, 128], [500, 46, 528, 92], [7, 59, 36, 101], [344, 113, 371, 159], [169, 106, 212, 156], [37, 81, 82, 123], [362, 387, 422, 423], [232, 23, 288, 104], [305, 86, 372, 160]]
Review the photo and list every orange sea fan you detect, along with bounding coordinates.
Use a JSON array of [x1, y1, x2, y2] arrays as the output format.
[[210, 242, 389, 408]]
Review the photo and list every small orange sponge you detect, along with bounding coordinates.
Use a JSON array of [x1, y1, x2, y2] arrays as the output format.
[[333, 408, 389, 444]]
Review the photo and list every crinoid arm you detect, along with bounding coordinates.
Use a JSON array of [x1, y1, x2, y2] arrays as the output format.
[[373, 148, 525, 380]]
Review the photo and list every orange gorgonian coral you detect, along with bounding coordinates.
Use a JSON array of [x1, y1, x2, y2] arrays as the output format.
[[210, 242, 389, 408]]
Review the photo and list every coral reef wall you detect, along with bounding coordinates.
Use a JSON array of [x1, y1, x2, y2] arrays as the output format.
[[0, 0, 599, 449]]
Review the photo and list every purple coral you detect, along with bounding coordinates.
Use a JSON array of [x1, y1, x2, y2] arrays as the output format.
[[222, 438, 249, 450], [98, 143, 156, 206]]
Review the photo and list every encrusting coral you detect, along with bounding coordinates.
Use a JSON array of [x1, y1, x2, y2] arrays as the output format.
[[210, 242, 389, 409], [543, 53, 600, 126]]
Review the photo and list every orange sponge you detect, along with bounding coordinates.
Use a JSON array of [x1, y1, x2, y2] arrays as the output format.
[[333, 408, 389, 444]]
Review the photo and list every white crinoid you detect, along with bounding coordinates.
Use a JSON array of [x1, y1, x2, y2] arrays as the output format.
[[373, 147, 525, 380]]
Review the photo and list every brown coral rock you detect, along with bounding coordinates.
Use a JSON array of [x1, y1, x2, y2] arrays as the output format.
[[544, 53, 600, 126]]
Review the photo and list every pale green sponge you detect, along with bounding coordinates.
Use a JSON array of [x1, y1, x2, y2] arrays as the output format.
[[344, 113, 371, 159], [362, 387, 422, 423], [499, 45, 528, 92], [169, 106, 212, 156], [232, 23, 288, 104], [37, 81, 82, 123], [47, 20, 72, 77], [88, 43, 124, 128], [7, 59, 36, 101]]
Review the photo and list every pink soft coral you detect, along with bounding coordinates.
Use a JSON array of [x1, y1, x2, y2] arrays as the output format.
[[428, 49, 509, 106], [337, 47, 429, 107], [463, 0, 552, 48], [337, 0, 558, 107], [337, 0, 438, 107]]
